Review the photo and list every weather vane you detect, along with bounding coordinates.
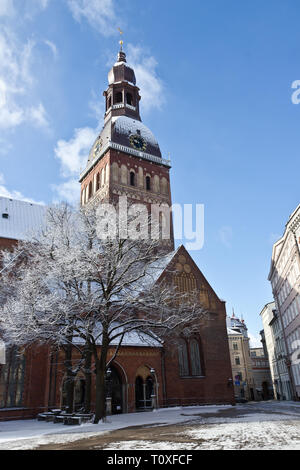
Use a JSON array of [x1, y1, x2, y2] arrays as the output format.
[[118, 28, 124, 50]]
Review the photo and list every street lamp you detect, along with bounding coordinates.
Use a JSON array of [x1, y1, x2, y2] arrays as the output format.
[[105, 367, 112, 415], [149, 367, 157, 410]]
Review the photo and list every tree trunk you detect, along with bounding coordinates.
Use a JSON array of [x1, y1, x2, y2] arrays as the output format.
[[83, 341, 92, 413], [64, 343, 75, 413], [93, 334, 109, 424]]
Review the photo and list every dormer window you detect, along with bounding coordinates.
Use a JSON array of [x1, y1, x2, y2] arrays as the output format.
[[2, 213, 8, 219]]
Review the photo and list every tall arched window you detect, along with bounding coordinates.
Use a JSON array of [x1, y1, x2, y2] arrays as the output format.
[[178, 340, 189, 376], [88, 181, 93, 199], [96, 173, 100, 191], [145, 175, 151, 191], [189, 339, 202, 376], [130, 171, 135, 187]]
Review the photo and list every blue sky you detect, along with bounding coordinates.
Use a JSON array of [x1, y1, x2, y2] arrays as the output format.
[[1, 0, 300, 345]]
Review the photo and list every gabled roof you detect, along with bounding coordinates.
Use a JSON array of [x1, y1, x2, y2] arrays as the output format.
[[139, 244, 224, 307], [0, 196, 46, 241]]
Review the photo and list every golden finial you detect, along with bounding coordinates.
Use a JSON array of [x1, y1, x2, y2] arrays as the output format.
[[118, 27, 124, 50]]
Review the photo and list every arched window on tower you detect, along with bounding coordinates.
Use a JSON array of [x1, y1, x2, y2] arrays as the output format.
[[145, 175, 151, 191], [114, 91, 122, 104], [88, 181, 93, 199], [189, 339, 202, 376], [107, 96, 112, 110], [96, 173, 100, 191], [130, 171, 135, 187], [126, 92, 133, 106]]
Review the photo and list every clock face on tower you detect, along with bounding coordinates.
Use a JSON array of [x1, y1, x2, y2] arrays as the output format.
[[129, 134, 147, 151], [93, 138, 103, 158]]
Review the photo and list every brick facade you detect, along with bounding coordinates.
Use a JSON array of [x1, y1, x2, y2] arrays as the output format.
[[0, 46, 235, 420]]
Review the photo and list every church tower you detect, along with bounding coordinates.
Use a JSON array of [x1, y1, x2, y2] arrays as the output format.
[[79, 45, 174, 248]]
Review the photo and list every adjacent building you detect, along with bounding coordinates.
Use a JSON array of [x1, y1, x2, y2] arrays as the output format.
[[250, 346, 273, 400], [260, 302, 292, 400], [268, 204, 300, 399], [227, 314, 255, 400]]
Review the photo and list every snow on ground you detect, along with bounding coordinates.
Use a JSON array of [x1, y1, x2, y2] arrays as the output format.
[[104, 420, 300, 451], [0, 402, 299, 450], [104, 440, 198, 450], [0, 404, 232, 450], [183, 420, 300, 450]]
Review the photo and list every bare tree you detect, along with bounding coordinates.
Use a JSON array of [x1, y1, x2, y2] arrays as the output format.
[[0, 202, 207, 423]]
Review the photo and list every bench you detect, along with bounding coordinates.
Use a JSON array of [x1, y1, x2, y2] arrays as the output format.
[[63, 416, 82, 425]]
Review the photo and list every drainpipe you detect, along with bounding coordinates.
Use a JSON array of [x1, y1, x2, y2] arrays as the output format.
[[161, 349, 167, 407]]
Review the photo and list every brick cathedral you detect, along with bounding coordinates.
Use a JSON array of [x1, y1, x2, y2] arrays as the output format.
[[0, 46, 234, 420]]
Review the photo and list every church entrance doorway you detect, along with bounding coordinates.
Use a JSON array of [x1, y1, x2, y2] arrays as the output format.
[[135, 371, 155, 411], [106, 366, 123, 414]]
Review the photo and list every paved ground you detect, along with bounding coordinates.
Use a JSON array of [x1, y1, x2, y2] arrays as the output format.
[[36, 401, 300, 450]]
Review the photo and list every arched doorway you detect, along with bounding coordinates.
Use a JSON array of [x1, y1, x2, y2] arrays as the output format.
[[135, 376, 144, 410], [262, 381, 269, 400], [135, 366, 156, 411], [106, 366, 123, 414]]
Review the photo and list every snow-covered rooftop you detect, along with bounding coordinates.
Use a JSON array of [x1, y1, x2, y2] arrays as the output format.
[[0, 196, 46, 241], [112, 115, 159, 149], [227, 328, 243, 336]]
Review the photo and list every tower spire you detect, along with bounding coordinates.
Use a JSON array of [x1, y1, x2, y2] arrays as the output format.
[[117, 28, 126, 62]]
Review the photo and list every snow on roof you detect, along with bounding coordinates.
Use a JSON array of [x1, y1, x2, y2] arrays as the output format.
[[0, 196, 46, 241], [112, 116, 159, 148], [227, 328, 243, 335], [111, 329, 162, 348], [133, 247, 179, 293], [73, 324, 162, 348]]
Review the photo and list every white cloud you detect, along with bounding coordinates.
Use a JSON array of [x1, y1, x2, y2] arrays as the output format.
[[44, 39, 58, 59], [0, 0, 14, 17], [67, 0, 117, 36], [27, 103, 49, 129], [0, 172, 45, 204], [0, 0, 50, 19], [52, 179, 81, 206], [55, 126, 99, 178], [53, 126, 99, 203], [127, 44, 165, 114], [0, 28, 49, 130]]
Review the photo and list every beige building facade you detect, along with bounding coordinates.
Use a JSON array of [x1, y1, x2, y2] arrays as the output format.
[[250, 347, 273, 400], [227, 315, 255, 401], [268, 204, 300, 399], [260, 302, 293, 400]]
